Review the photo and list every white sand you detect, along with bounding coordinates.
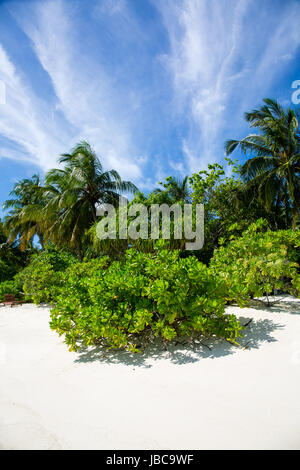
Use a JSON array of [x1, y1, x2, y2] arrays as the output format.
[[0, 296, 300, 450]]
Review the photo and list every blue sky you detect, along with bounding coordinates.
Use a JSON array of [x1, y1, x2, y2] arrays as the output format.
[[0, 0, 300, 216]]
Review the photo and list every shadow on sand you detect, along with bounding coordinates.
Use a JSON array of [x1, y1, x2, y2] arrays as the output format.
[[246, 298, 300, 315], [74, 314, 285, 368]]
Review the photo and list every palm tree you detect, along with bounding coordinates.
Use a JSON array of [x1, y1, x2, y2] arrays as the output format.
[[43, 142, 138, 257], [156, 176, 191, 203], [2, 174, 45, 249], [0, 219, 33, 281], [3, 142, 138, 257], [225, 99, 300, 229]]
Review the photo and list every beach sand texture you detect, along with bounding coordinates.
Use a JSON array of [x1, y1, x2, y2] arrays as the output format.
[[0, 296, 300, 450]]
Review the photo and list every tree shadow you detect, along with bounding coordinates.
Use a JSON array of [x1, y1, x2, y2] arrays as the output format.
[[74, 315, 284, 368], [247, 298, 300, 315]]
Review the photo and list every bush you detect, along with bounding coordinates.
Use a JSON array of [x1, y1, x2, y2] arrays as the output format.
[[0, 220, 34, 282], [0, 278, 23, 302], [210, 220, 300, 305], [0, 246, 33, 283], [0, 259, 14, 283], [15, 246, 77, 304], [50, 248, 242, 353]]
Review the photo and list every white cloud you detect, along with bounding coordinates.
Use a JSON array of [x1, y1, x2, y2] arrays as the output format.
[[93, 0, 127, 17], [5, 0, 145, 181], [169, 159, 185, 174], [0, 43, 68, 169], [155, 0, 300, 172], [1, 0, 300, 187]]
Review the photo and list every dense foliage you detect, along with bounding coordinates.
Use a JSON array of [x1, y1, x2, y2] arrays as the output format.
[[3, 142, 137, 258], [1, 98, 299, 355], [0, 220, 33, 282], [210, 220, 300, 305], [0, 278, 23, 302], [226, 98, 300, 229], [50, 248, 242, 352], [15, 247, 77, 304]]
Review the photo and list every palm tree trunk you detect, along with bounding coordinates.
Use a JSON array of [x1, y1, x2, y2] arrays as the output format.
[[92, 203, 97, 222], [292, 200, 299, 230], [286, 167, 298, 230], [76, 243, 83, 261], [283, 188, 290, 229]]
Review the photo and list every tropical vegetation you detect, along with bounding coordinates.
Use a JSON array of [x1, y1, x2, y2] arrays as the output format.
[[0, 98, 299, 352], [225, 98, 300, 230]]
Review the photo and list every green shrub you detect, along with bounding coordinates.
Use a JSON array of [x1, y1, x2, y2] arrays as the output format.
[[210, 220, 300, 305], [50, 248, 242, 353], [15, 246, 77, 304], [0, 259, 15, 283], [0, 246, 33, 283], [0, 278, 23, 302]]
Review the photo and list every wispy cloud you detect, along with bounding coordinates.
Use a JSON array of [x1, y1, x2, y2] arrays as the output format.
[[0, 0, 300, 193], [0, 42, 68, 168], [155, 0, 300, 172], [10, 0, 145, 180]]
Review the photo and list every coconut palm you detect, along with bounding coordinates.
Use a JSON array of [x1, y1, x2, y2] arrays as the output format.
[[0, 219, 33, 281], [3, 142, 138, 257], [167, 176, 190, 202], [225, 99, 300, 229], [46, 142, 137, 253], [155, 176, 191, 203], [2, 174, 45, 249]]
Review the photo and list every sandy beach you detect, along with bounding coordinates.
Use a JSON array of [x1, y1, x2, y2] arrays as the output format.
[[0, 296, 300, 450]]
